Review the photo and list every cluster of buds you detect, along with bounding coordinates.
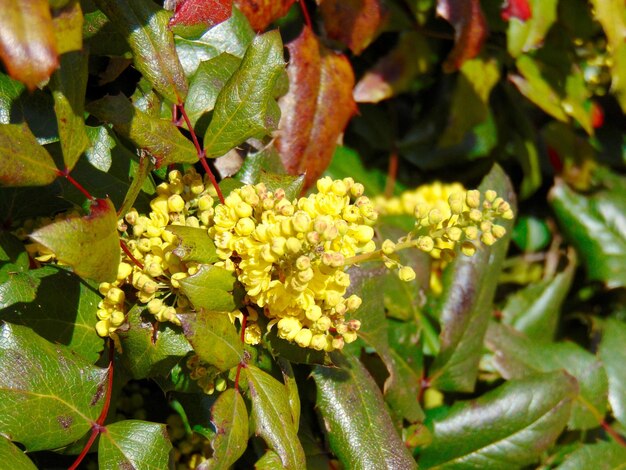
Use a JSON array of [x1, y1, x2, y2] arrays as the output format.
[[210, 176, 377, 352], [15, 211, 82, 263], [186, 353, 228, 395], [168, 412, 211, 469]]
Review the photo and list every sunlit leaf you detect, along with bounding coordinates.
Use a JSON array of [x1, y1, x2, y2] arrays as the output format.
[[235, 0, 296, 32], [506, 0, 556, 57], [99, 420, 172, 469], [170, 0, 232, 38], [52, 0, 83, 54], [206, 388, 248, 469], [557, 441, 626, 470], [166, 225, 219, 264], [0, 437, 36, 470], [178, 264, 237, 312]]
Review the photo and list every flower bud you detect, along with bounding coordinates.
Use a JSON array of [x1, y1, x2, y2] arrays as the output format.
[[461, 241, 476, 257], [398, 266, 416, 282], [294, 328, 313, 348], [417, 236, 434, 253], [492, 224, 506, 239], [466, 190, 480, 208], [382, 239, 396, 255]]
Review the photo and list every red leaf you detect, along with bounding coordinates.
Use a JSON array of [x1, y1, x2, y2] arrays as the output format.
[[319, 0, 388, 55], [276, 26, 357, 191], [436, 0, 488, 72], [501, 0, 532, 22], [169, 0, 232, 28], [234, 0, 297, 32], [590, 101, 604, 129]]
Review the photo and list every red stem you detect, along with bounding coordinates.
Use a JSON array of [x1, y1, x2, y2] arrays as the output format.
[[234, 314, 248, 391], [601, 420, 626, 448], [69, 341, 115, 469], [299, 0, 313, 30], [175, 104, 225, 204], [57, 168, 95, 201], [120, 239, 144, 269]]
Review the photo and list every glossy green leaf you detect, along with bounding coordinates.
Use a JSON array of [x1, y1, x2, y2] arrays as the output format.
[[30, 198, 120, 282], [166, 225, 219, 264], [511, 215, 551, 252], [236, 146, 288, 185], [88, 94, 198, 167], [93, 0, 188, 103], [99, 420, 172, 469], [118, 305, 192, 379], [485, 322, 608, 430], [180, 310, 243, 372], [1, 266, 104, 363], [184, 53, 241, 130], [550, 177, 626, 288], [0, 436, 37, 470], [277, 357, 300, 431], [502, 249, 576, 342], [420, 371, 578, 469], [50, 49, 89, 171], [258, 172, 305, 201], [599, 318, 626, 427], [203, 30, 284, 158], [245, 365, 306, 470], [178, 264, 236, 312], [175, 8, 255, 77], [428, 164, 515, 392], [312, 354, 417, 469], [206, 388, 248, 470], [557, 441, 626, 470], [507, 0, 558, 57], [0, 123, 58, 187], [82, 8, 129, 57], [255, 450, 284, 469], [0, 323, 107, 451]]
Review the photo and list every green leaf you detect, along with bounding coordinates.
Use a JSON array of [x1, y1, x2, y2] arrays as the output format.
[[549, 177, 626, 288], [203, 30, 284, 158], [277, 357, 300, 431], [87, 94, 198, 167], [507, 0, 558, 58], [206, 389, 248, 470], [118, 305, 192, 379], [502, 249, 576, 342], [485, 323, 608, 430], [428, 164, 515, 392], [175, 8, 255, 77], [0, 123, 58, 187], [511, 215, 551, 252], [166, 225, 219, 264], [557, 441, 626, 470], [0, 232, 28, 268], [236, 146, 288, 185], [599, 318, 626, 427], [82, 8, 129, 57], [184, 53, 241, 130], [0, 323, 107, 451], [178, 264, 237, 312], [245, 365, 306, 470], [258, 172, 305, 201], [180, 310, 243, 372], [51, 0, 84, 55], [324, 146, 390, 196], [30, 198, 120, 282], [312, 354, 417, 470], [419, 371, 578, 469], [255, 450, 284, 469], [1, 266, 104, 363], [0, 436, 37, 470], [99, 420, 172, 469], [93, 0, 188, 103], [50, 49, 90, 170]]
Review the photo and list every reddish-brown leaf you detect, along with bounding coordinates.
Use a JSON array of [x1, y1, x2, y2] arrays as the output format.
[[169, 0, 232, 28], [501, 0, 532, 21], [0, 0, 59, 90], [276, 26, 356, 191], [234, 0, 296, 31], [319, 0, 388, 55], [436, 0, 488, 72]]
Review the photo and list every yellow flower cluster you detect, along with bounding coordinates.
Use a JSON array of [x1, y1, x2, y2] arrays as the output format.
[[375, 181, 466, 217], [97, 168, 217, 337], [210, 176, 377, 352]]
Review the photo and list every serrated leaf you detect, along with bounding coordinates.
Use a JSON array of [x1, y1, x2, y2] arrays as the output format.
[[50, 49, 90, 170], [93, 0, 188, 103], [319, 0, 387, 55], [312, 354, 417, 470], [0, 123, 58, 187], [549, 177, 626, 288], [206, 388, 248, 470], [30, 198, 120, 282], [557, 441, 626, 470], [166, 225, 219, 264], [485, 323, 608, 430], [234, 0, 296, 32], [1, 266, 104, 363], [0, 436, 37, 470], [0, 0, 58, 90], [502, 249, 575, 342], [0, 323, 107, 451], [99, 420, 172, 470], [245, 365, 306, 469], [428, 165, 515, 392], [180, 310, 243, 371], [88, 94, 198, 167], [506, 0, 557, 57], [175, 8, 255, 77], [599, 318, 626, 427], [420, 371, 577, 468], [118, 305, 192, 379], [52, 0, 83, 54], [203, 30, 284, 158], [178, 264, 236, 312], [276, 27, 356, 191]]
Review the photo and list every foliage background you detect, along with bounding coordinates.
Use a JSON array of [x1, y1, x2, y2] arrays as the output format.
[[0, 0, 625, 468]]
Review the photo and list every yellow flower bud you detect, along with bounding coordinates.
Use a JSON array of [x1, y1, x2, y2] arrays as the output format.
[[481, 232, 496, 246], [171, 272, 188, 289], [346, 295, 362, 311], [398, 266, 416, 282], [353, 225, 374, 243], [98, 282, 112, 296], [382, 239, 396, 255], [343, 330, 358, 343], [428, 208, 443, 226], [296, 255, 311, 271], [306, 305, 322, 321], [96, 320, 110, 337], [492, 224, 506, 239], [315, 316, 331, 332], [106, 287, 125, 305], [464, 226, 479, 240], [461, 241, 476, 257], [310, 334, 328, 351], [110, 309, 125, 326], [485, 190, 497, 202], [469, 209, 483, 222], [117, 262, 133, 281], [350, 183, 365, 198], [197, 194, 214, 211], [446, 226, 462, 242], [417, 236, 434, 252], [448, 193, 464, 214], [125, 209, 139, 225], [466, 190, 480, 208], [331, 179, 347, 196], [168, 194, 185, 213], [235, 218, 255, 236], [147, 298, 163, 315], [97, 308, 111, 320], [294, 328, 313, 348], [316, 176, 333, 193]]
